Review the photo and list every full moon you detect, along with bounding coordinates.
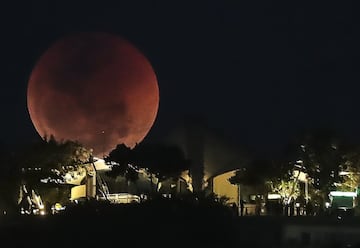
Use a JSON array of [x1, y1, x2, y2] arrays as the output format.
[[27, 32, 159, 156]]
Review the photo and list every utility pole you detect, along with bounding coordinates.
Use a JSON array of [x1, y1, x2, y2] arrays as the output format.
[[238, 183, 241, 216], [305, 175, 309, 204]]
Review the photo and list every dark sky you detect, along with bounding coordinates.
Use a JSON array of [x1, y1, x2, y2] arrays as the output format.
[[1, 1, 360, 156]]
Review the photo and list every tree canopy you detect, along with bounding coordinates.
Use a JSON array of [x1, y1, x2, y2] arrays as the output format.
[[105, 143, 191, 191]]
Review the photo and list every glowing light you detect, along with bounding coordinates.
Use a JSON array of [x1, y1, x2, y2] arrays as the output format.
[[98, 193, 140, 204], [54, 203, 62, 211], [329, 191, 357, 197], [268, 193, 281, 200], [339, 171, 350, 176]]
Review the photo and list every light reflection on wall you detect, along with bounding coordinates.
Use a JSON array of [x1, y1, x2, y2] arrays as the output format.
[[212, 170, 238, 205]]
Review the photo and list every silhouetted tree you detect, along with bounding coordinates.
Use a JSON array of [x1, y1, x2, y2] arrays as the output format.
[[107, 143, 190, 194], [17, 136, 92, 174], [11, 137, 93, 210], [283, 128, 347, 206], [229, 158, 290, 191], [132, 143, 191, 193], [336, 144, 360, 192], [0, 146, 22, 214], [105, 144, 139, 186]]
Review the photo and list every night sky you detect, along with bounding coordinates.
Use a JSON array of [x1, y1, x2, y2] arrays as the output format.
[[1, 1, 359, 157]]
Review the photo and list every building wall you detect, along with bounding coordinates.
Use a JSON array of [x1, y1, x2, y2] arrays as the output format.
[[160, 115, 250, 193], [70, 185, 86, 200], [212, 170, 239, 205]]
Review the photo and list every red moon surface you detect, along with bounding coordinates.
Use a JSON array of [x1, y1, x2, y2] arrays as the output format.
[[27, 32, 159, 156]]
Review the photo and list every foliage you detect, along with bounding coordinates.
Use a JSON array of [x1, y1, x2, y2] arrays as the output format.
[[132, 143, 190, 181], [105, 144, 132, 168], [15, 137, 92, 189], [106, 143, 191, 191], [271, 179, 300, 203], [282, 129, 347, 205], [229, 158, 291, 190], [16, 135, 92, 173], [0, 148, 22, 214], [337, 146, 360, 192], [105, 144, 138, 183], [203, 192, 231, 206], [5, 137, 93, 212]]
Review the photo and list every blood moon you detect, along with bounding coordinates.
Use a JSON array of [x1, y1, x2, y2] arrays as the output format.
[[27, 32, 159, 156]]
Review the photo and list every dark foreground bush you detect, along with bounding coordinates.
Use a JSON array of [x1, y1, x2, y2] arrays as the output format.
[[0, 197, 240, 247]]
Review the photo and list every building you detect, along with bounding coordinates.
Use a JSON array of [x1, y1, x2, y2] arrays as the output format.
[[207, 169, 266, 215], [157, 115, 251, 193]]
